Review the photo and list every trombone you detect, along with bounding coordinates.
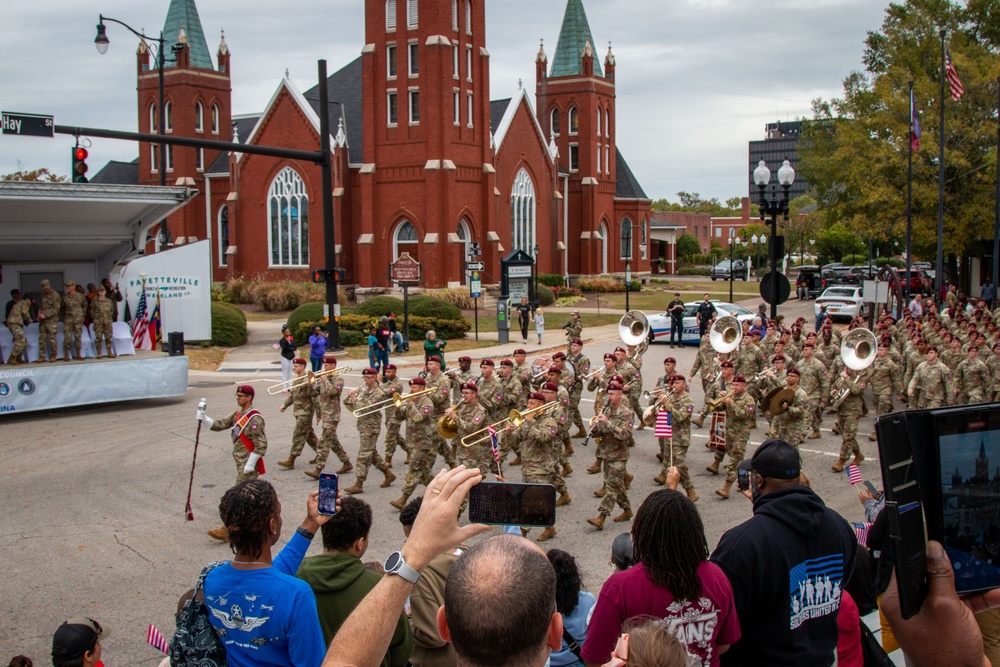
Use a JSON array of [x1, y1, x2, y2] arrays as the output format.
[[351, 387, 437, 417], [267, 367, 361, 395], [460, 401, 559, 447]]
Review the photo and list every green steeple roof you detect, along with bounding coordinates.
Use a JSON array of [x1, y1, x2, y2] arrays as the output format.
[[550, 0, 602, 78], [162, 0, 214, 70]]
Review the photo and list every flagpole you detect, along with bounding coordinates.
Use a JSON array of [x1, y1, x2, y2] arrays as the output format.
[[936, 29, 946, 306], [907, 80, 914, 306]]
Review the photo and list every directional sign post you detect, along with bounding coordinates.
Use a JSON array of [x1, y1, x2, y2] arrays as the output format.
[[470, 271, 482, 340], [466, 260, 484, 272], [2, 112, 54, 138]]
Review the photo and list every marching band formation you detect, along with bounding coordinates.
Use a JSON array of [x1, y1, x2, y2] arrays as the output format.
[[197, 294, 1000, 542]]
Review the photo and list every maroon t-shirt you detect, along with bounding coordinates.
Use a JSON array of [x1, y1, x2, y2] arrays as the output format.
[[581, 561, 741, 667]]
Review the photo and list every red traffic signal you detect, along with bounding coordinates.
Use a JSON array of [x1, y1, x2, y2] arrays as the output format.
[[74, 147, 88, 161], [72, 146, 89, 183]]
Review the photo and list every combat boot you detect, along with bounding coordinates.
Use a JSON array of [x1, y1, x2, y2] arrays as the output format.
[[562, 463, 573, 477], [556, 492, 571, 507], [572, 428, 587, 439], [832, 424, 840, 435], [404, 452, 411, 464], [587, 460, 602, 474], [108, 352, 117, 358], [706, 461, 720, 475], [691, 415, 705, 428], [343, 478, 365, 494], [565, 443, 575, 457], [390, 493, 411, 511], [624, 472, 634, 490], [613, 508, 633, 523], [808, 429, 821, 439], [95, 354, 102, 360], [715, 481, 734, 499], [385, 454, 393, 468], [594, 487, 606, 498], [536, 527, 557, 542], [686, 487, 699, 503], [309, 455, 318, 464], [852, 452, 865, 465], [336, 460, 354, 474], [868, 432, 878, 442], [304, 468, 322, 479], [380, 469, 397, 488], [277, 453, 298, 469], [656, 452, 664, 462], [207, 526, 229, 542], [586, 514, 606, 530], [831, 459, 846, 473], [653, 472, 666, 485], [510, 454, 522, 466]]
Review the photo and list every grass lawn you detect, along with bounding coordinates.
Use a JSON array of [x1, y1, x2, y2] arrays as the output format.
[[242, 310, 292, 323], [186, 346, 229, 371], [461, 311, 621, 332]]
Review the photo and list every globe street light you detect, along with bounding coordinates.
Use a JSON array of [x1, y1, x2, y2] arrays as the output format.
[[754, 158, 795, 320], [751, 234, 767, 281]]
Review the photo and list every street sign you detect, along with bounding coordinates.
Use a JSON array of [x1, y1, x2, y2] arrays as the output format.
[[470, 272, 482, 298], [2, 111, 54, 137], [466, 261, 484, 271], [390, 252, 421, 282]]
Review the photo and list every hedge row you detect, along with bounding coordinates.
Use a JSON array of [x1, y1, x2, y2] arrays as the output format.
[[538, 274, 566, 288], [211, 302, 248, 347], [287, 302, 471, 346]]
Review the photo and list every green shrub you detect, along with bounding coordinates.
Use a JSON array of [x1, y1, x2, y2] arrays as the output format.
[[841, 254, 868, 265], [555, 295, 587, 307], [339, 330, 366, 347], [223, 276, 332, 311], [882, 258, 905, 269], [211, 302, 248, 347], [428, 288, 476, 310], [538, 274, 565, 288], [537, 285, 554, 307], [409, 295, 463, 319], [287, 302, 326, 345], [407, 315, 471, 339], [353, 296, 406, 317], [678, 266, 712, 276], [579, 278, 625, 293], [336, 313, 378, 333]]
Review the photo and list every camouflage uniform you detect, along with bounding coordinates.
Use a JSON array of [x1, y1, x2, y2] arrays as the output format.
[[548, 387, 571, 496], [659, 388, 695, 491], [567, 352, 591, 433], [5, 300, 32, 362], [868, 356, 899, 425], [987, 354, 1000, 400], [344, 385, 391, 481], [452, 399, 490, 478], [451, 367, 476, 403], [399, 394, 437, 497], [506, 413, 560, 486], [736, 341, 767, 387], [564, 317, 583, 348], [315, 374, 351, 470], [713, 391, 756, 482], [283, 380, 319, 457], [381, 376, 407, 461], [477, 375, 506, 425], [775, 385, 810, 446], [62, 290, 87, 358], [37, 289, 61, 361], [941, 346, 965, 373], [907, 359, 952, 410], [211, 408, 267, 484], [90, 294, 115, 357], [513, 362, 533, 409], [832, 373, 865, 464], [954, 356, 990, 404], [426, 372, 457, 467], [689, 334, 716, 392], [615, 359, 643, 425], [594, 402, 633, 518], [797, 355, 829, 435]]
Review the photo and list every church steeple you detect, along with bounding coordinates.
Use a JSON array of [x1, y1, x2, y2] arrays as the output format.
[[550, 0, 603, 78], [162, 0, 214, 70]]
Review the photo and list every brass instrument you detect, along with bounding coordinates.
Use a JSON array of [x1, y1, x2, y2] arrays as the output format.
[[619, 311, 651, 346], [830, 328, 878, 411], [459, 401, 559, 447], [709, 315, 742, 354], [642, 387, 669, 400], [437, 405, 459, 440], [752, 366, 777, 382], [581, 367, 605, 382], [642, 387, 674, 427], [267, 367, 360, 395], [351, 387, 437, 417], [705, 391, 732, 412]]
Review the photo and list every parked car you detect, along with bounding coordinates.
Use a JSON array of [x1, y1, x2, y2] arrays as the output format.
[[795, 266, 823, 299], [815, 286, 867, 320], [819, 269, 843, 290], [911, 262, 932, 271], [895, 269, 928, 295], [710, 259, 749, 281], [842, 266, 876, 285], [647, 301, 757, 345]]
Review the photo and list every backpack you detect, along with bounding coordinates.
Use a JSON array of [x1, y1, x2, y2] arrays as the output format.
[[168, 561, 228, 667]]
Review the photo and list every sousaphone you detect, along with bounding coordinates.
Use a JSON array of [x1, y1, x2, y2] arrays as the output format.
[[710, 315, 742, 354]]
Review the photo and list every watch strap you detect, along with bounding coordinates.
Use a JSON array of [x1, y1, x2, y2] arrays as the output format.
[[385, 551, 421, 585]]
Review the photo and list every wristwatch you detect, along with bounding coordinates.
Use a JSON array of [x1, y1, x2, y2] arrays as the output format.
[[384, 550, 420, 585]]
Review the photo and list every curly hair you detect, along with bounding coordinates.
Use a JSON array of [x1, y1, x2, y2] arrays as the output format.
[[321, 496, 372, 551], [632, 489, 707, 602], [546, 549, 582, 616], [219, 479, 279, 559], [399, 495, 423, 528]]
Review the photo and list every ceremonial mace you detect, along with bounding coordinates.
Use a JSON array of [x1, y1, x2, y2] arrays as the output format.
[[185, 398, 207, 521]]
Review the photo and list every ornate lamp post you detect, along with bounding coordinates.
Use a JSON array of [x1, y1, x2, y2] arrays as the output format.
[[753, 159, 795, 320]]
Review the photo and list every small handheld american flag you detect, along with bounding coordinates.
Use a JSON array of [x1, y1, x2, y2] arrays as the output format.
[[846, 464, 863, 485], [488, 423, 500, 462], [853, 522, 871, 546], [147, 624, 169, 654], [654, 409, 672, 438]]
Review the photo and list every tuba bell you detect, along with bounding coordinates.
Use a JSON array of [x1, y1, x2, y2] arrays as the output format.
[[841, 328, 878, 371], [619, 311, 650, 346], [710, 315, 743, 354]]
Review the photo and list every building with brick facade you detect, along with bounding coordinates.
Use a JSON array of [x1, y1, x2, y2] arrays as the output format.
[[92, 0, 651, 288]]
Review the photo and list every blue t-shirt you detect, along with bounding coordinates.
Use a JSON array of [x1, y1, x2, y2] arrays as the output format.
[[203, 532, 326, 667]]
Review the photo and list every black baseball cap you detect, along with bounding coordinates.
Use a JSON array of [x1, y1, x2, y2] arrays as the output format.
[[750, 439, 801, 480], [52, 617, 107, 660]]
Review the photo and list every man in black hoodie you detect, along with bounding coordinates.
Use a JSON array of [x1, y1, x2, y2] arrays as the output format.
[[710, 439, 857, 667]]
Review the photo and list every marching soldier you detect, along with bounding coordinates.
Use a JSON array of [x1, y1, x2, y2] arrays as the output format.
[[907, 346, 952, 410], [867, 343, 899, 442], [689, 328, 718, 392], [497, 358, 525, 419], [653, 375, 696, 501], [512, 349, 533, 407], [613, 346, 644, 428], [736, 330, 767, 381], [693, 360, 734, 428], [987, 341, 1000, 400], [797, 343, 829, 439], [425, 356, 458, 468], [5, 295, 33, 364], [541, 381, 573, 499], [504, 391, 563, 541], [774, 368, 810, 446], [585, 354, 618, 474], [62, 281, 87, 360], [278, 358, 320, 469], [831, 367, 866, 472], [954, 345, 990, 404], [381, 364, 408, 467], [586, 382, 633, 530], [37, 280, 61, 362], [476, 359, 506, 424], [306, 356, 353, 479], [390, 377, 437, 511], [566, 338, 591, 437], [90, 286, 116, 359], [447, 382, 490, 479], [562, 310, 583, 349], [707, 375, 756, 499], [197, 385, 267, 541], [451, 356, 476, 403], [342, 368, 397, 493]]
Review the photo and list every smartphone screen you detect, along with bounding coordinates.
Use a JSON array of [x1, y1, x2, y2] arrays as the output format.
[[318, 473, 338, 516], [737, 460, 751, 492], [863, 480, 881, 499], [468, 482, 556, 526]]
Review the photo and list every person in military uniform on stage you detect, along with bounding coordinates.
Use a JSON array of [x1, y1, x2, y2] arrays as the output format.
[[62, 280, 87, 361], [390, 377, 437, 511], [307, 356, 353, 479], [5, 294, 33, 365], [197, 385, 267, 541], [37, 279, 61, 362], [505, 391, 563, 541], [343, 368, 396, 494], [586, 382, 633, 530], [277, 358, 320, 469], [90, 286, 116, 359]]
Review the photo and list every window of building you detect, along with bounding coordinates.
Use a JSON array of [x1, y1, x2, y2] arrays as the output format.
[[164, 101, 173, 132], [510, 168, 536, 254], [453, 90, 460, 124], [387, 91, 398, 125], [597, 107, 602, 137], [386, 0, 397, 30], [620, 218, 633, 260], [211, 103, 220, 134], [151, 144, 159, 173], [466, 92, 473, 127], [605, 145, 610, 175], [569, 144, 579, 171], [218, 205, 229, 266], [457, 219, 471, 284], [715, 227, 722, 237], [149, 103, 157, 132], [407, 0, 418, 28], [452, 0, 458, 30], [640, 220, 648, 260], [466, 46, 472, 82], [195, 147, 204, 172], [605, 106, 610, 137], [165, 144, 173, 172], [195, 101, 204, 132], [394, 220, 419, 263], [568, 106, 578, 135], [408, 42, 419, 76], [268, 167, 309, 267], [596, 143, 601, 174], [387, 45, 397, 78], [466, 0, 472, 34], [550, 108, 560, 135], [409, 90, 420, 123], [453, 44, 459, 77]]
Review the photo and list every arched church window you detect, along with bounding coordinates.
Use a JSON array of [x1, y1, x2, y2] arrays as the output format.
[[620, 217, 633, 260], [211, 103, 220, 134], [149, 103, 157, 133], [568, 106, 578, 135], [550, 108, 560, 136], [510, 169, 536, 254], [164, 101, 173, 132], [597, 107, 602, 137], [218, 205, 229, 266], [268, 167, 310, 267], [195, 101, 204, 132]]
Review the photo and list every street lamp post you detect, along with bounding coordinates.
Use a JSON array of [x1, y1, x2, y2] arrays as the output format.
[[753, 158, 796, 321], [751, 234, 767, 281], [95, 16, 177, 187]]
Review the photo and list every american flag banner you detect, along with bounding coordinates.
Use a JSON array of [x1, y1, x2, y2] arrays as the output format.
[[146, 624, 169, 654], [487, 423, 500, 462], [132, 279, 152, 349], [654, 408, 672, 438], [946, 50, 965, 100], [846, 464, 863, 485], [853, 522, 871, 546]]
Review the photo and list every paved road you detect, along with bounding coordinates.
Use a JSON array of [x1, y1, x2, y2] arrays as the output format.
[[0, 294, 879, 664]]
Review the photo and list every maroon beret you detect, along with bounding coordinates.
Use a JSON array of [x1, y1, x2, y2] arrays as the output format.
[[607, 382, 624, 391], [571, 338, 583, 346], [614, 346, 626, 354], [500, 359, 514, 367], [604, 353, 615, 361], [459, 356, 473, 363], [732, 375, 747, 383], [236, 384, 255, 396], [362, 368, 378, 376], [461, 382, 478, 392], [787, 368, 800, 376], [528, 392, 546, 402], [514, 349, 527, 355], [547, 366, 560, 374], [670, 375, 686, 383], [409, 377, 426, 386], [322, 355, 337, 364], [542, 382, 560, 392], [720, 361, 734, 368], [773, 354, 786, 362], [663, 357, 676, 363], [611, 375, 624, 384], [293, 357, 307, 365], [427, 355, 442, 365], [480, 359, 495, 367], [552, 352, 567, 361]]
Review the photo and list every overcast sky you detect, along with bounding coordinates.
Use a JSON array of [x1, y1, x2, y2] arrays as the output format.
[[0, 0, 890, 201]]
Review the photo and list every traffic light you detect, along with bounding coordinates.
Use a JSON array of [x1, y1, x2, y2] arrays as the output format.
[[72, 146, 89, 183], [311, 268, 347, 283], [312, 269, 329, 283]]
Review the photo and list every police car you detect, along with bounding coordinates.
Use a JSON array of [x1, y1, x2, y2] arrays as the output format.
[[646, 301, 757, 345]]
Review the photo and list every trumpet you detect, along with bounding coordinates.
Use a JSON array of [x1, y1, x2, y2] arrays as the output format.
[[581, 367, 605, 382], [705, 391, 732, 412], [267, 367, 360, 395], [460, 401, 559, 447], [751, 366, 777, 382], [351, 387, 437, 417], [642, 387, 669, 400]]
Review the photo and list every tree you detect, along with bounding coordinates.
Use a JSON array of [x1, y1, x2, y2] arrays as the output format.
[[676, 233, 701, 259], [800, 0, 1000, 269], [1, 164, 68, 182], [815, 223, 866, 265]]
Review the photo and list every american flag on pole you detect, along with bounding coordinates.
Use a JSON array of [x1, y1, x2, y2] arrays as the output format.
[[946, 50, 965, 100], [853, 522, 872, 546], [132, 279, 153, 349], [487, 423, 500, 462], [910, 88, 921, 151], [146, 624, 169, 654], [655, 409, 672, 438], [846, 464, 863, 485]]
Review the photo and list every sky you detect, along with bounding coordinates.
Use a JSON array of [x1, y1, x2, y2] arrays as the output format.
[[0, 0, 891, 202]]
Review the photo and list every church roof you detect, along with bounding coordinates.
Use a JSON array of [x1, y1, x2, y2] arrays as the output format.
[[162, 0, 214, 70], [615, 148, 649, 201], [304, 57, 364, 165], [90, 159, 139, 185], [550, 0, 603, 79], [490, 98, 512, 135], [204, 114, 260, 175]]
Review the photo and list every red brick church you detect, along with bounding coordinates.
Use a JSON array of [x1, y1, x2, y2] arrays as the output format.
[[93, 0, 651, 288]]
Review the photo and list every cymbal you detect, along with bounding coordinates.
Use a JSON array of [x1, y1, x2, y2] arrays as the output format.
[[768, 388, 797, 415]]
